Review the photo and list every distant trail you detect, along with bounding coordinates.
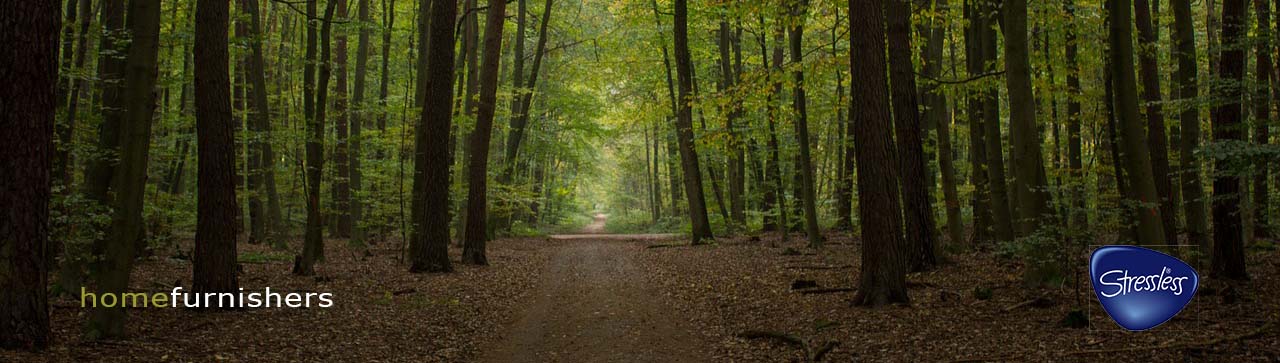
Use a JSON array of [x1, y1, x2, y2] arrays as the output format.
[[547, 213, 681, 241], [480, 215, 707, 362]]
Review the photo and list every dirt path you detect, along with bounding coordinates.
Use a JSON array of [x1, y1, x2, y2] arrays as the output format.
[[480, 221, 709, 362]]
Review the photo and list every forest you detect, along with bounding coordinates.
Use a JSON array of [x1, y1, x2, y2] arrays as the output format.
[[1, 0, 1279, 361]]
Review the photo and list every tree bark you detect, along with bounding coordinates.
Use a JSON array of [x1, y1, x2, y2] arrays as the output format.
[[86, 0, 160, 339], [350, 0, 371, 242], [1211, 0, 1248, 279], [926, 0, 962, 246], [673, 0, 713, 244], [964, 0, 991, 245], [1064, 0, 1088, 231], [295, 0, 337, 276], [334, 0, 352, 238], [1171, 0, 1208, 261], [979, 1, 1014, 243], [462, 0, 509, 265], [194, 0, 240, 296], [409, 0, 457, 272], [887, 0, 937, 269], [788, 0, 822, 247], [1252, 0, 1272, 238], [1135, 0, 1179, 244], [850, 0, 909, 306], [0, 0, 57, 349], [1004, 0, 1052, 237], [1109, 0, 1169, 247]]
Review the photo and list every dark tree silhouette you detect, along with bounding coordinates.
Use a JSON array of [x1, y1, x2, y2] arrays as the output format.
[[0, 0, 58, 349]]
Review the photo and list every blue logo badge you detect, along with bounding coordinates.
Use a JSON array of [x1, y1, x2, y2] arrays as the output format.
[[1089, 245, 1199, 331]]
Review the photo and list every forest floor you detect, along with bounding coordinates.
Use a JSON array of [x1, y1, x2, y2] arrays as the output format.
[[5, 219, 1280, 362]]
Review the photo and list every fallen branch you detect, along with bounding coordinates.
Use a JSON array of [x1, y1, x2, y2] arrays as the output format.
[[738, 330, 841, 362], [1001, 295, 1052, 312], [645, 243, 686, 249], [786, 265, 853, 270], [1063, 321, 1275, 356], [798, 288, 856, 295], [392, 288, 417, 296], [810, 340, 839, 362]]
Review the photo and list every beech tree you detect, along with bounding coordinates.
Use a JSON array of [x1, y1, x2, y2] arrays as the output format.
[[194, 0, 238, 296], [409, 0, 458, 272], [0, 0, 58, 349], [463, 0, 510, 265], [851, 0, 909, 306]]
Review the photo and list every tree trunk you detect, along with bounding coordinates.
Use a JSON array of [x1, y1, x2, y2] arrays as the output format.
[[462, 0, 508, 265], [378, 0, 395, 133], [241, 0, 275, 245], [1135, 0, 1179, 244], [1211, 0, 1249, 279], [334, 0, 352, 238], [350, 0, 371, 242], [926, 0, 962, 246], [194, 0, 240, 296], [1004, 0, 1052, 236], [56, 0, 93, 191], [1064, 0, 1088, 231], [980, 1, 1014, 243], [86, 0, 160, 339], [788, 0, 822, 247], [0, 0, 57, 348], [673, 0, 713, 244], [1252, 0, 1272, 238], [409, 0, 457, 272], [719, 20, 746, 229], [505, 0, 553, 177], [851, 0, 909, 306], [887, 0, 937, 269], [964, 0, 991, 245], [1171, 0, 1209, 248], [1109, 0, 1169, 247], [295, 0, 337, 276]]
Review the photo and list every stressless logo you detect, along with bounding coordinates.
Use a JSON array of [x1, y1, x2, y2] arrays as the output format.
[[1089, 245, 1199, 331]]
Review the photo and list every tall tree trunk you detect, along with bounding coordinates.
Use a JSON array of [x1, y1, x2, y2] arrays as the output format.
[[82, 0, 126, 214], [242, 0, 276, 245], [719, 19, 746, 228], [887, 0, 937, 269], [833, 8, 854, 232], [334, 0, 352, 238], [673, 0, 713, 244], [194, 0, 240, 296], [1135, 0, 1179, 244], [1004, 0, 1052, 236], [350, 0, 371, 242], [87, 0, 160, 339], [851, 0, 909, 305], [0, 0, 57, 349], [462, 0, 508, 265], [378, 0, 395, 133], [409, 0, 457, 272], [1211, 0, 1249, 279], [788, 0, 822, 246], [505, 0, 553, 175], [1252, 0, 1272, 238], [295, 0, 337, 276], [1064, 0, 1088, 231], [964, 0, 991, 245], [1172, 0, 1208, 261], [1109, 0, 1169, 247], [763, 27, 789, 239], [56, 0, 92, 191], [979, 1, 1014, 243], [927, 0, 962, 246]]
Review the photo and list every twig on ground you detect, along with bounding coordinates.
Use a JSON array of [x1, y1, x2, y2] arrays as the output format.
[[797, 288, 856, 295]]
